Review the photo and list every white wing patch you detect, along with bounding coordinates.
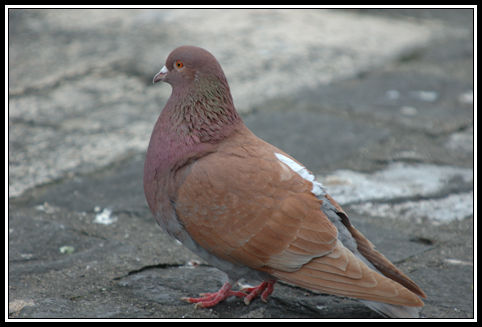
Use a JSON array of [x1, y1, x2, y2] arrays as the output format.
[[274, 153, 326, 198]]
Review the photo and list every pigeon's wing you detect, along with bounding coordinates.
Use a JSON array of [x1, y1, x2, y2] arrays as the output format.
[[174, 132, 424, 307]]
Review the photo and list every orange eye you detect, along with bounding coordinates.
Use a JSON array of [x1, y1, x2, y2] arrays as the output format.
[[175, 61, 184, 68]]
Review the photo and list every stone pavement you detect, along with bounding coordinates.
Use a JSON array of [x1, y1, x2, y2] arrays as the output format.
[[8, 8, 474, 319]]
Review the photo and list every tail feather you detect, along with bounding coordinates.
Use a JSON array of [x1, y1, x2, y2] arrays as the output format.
[[273, 240, 424, 310]]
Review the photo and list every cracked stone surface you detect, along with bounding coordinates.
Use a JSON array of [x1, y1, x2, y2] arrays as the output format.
[[8, 8, 473, 319]]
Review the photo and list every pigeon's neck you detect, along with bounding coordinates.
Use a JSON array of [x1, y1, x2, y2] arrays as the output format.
[[144, 75, 243, 190], [170, 74, 241, 143], [159, 73, 242, 145]]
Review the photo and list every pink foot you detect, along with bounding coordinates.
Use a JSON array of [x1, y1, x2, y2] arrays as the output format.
[[240, 280, 276, 305], [181, 282, 247, 308]]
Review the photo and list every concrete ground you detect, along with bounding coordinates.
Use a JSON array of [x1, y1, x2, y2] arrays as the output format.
[[8, 8, 474, 319]]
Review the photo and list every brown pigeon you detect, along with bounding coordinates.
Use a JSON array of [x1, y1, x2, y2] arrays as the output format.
[[143, 45, 427, 318]]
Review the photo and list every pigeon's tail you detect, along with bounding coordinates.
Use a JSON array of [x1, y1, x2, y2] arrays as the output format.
[[360, 299, 421, 318], [272, 240, 425, 316]]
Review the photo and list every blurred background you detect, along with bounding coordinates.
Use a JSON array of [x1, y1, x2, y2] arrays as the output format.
[[8, 8, 473, 197]]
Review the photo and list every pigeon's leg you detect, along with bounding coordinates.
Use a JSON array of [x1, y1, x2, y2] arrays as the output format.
[[181, 282, 247, 308], [240, 280, 276, 305]]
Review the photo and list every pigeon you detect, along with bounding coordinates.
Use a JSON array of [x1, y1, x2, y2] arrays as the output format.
[[143, 45, 427, 318]]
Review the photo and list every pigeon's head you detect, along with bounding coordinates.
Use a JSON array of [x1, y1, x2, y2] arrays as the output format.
[[153, 45, 227, 89]]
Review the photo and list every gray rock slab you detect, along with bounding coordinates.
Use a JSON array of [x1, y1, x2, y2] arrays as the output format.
[[9, 150, 473, 319]]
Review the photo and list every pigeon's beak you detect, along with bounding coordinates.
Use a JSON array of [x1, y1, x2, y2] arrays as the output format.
[[153, 66, 169, 83]]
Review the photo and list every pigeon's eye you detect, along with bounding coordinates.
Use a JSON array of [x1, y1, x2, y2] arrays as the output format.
[[175, 61, 184, 69]]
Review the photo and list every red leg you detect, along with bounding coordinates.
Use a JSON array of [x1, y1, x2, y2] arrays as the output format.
[[240, 280, 276, 305], [181, 282, 247, 308]]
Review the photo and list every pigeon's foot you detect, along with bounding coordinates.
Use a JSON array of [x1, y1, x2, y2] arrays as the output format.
[[181, 282, 247, 308], [240, 280, 276, 305]]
